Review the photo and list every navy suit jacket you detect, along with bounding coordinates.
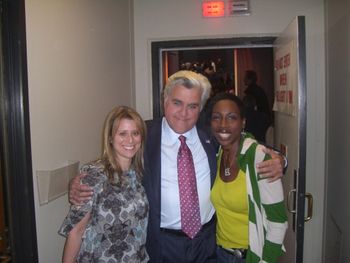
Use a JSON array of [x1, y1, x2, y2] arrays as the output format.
[[143, 118, 218, 262]]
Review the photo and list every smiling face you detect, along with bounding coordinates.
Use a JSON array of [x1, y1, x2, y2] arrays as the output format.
[[164, 84, 202, 134], [210, 99, 246, 150], [111, 118, 142, 170]]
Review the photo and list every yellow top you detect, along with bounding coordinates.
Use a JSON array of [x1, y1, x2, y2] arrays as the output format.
[[210, 154, 249, 249]]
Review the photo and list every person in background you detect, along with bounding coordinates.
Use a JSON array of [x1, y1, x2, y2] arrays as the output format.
[[208, 92, 288, 263], [69, 71, 286, 263], [203, 62, 216, 80], [243, 70, 271, 125], [243, 94, 270, 143], [59, 106, 149, 263]]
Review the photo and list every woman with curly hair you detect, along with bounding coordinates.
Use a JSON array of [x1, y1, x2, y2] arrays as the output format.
[[208, 93, 287, 263]]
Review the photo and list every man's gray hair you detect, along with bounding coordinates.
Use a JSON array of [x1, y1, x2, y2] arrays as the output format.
[[163, 70, 212, 110]]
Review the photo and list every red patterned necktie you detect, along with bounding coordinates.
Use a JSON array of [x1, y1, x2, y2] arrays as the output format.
[[177, 135, 201, 239]]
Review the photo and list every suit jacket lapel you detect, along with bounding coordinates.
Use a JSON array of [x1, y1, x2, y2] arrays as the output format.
[[197, 127, 218, 187], [145, 119, 162, 222]]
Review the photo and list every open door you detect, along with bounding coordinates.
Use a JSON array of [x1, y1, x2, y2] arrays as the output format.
[[273, 16, 309, 263]]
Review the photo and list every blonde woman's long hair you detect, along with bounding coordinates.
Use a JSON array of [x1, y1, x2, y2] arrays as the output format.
[[101, 106, 146, 183]]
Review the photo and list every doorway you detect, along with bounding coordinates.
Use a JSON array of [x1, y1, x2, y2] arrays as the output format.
[[159, 47, 275, 145], [151, 21, 307, 262], [151, 37, 275, 119]]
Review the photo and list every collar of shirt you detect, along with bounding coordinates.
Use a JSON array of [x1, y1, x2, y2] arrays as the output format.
[[161, 117, 197, 147]]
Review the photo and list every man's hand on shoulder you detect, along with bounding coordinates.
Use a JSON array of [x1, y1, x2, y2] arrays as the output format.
[[69, 173, 93, 205], [256, 147, 285, 182]]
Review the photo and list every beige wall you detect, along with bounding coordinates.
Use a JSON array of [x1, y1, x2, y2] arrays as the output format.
[[133, 0, 326, 262], [325, 0, 350, 261], [23, 0, 328, 261], [25, 0, 133, 262]]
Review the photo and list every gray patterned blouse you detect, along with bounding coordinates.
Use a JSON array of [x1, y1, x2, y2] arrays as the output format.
[[59, 161, 149, 262]]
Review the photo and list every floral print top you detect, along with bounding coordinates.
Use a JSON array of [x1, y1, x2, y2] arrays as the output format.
[[59, 161, 149, 262]]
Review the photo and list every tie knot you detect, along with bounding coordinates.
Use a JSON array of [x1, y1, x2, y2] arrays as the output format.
[[179, 135, 186, 144]]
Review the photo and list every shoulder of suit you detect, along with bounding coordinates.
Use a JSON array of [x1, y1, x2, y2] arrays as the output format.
[[145, 118, 162, 129]]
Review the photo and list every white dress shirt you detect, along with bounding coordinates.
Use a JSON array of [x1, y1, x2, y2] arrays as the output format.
[[160, 117, 215, 229]]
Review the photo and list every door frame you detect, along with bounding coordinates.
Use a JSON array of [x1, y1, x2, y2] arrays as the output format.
[[0, 0, 38, 261], [151, 37, 276, 118], [151, 32, 307, 262], [294, 16, 307, 263]]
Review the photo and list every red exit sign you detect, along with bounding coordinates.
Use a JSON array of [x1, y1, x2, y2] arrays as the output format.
[[202, 1, 225, 17]]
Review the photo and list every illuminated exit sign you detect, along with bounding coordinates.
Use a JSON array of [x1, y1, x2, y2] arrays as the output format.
[[202, 1, 225, 17]]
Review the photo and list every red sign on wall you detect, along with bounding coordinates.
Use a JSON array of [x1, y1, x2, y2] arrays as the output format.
[[202, 1, 225, 17]]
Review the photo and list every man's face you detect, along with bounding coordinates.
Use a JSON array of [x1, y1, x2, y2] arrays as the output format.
[[163, 84, 202, 134]]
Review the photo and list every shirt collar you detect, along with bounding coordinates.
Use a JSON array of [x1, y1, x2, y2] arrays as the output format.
[[161, 117, 197, 146]]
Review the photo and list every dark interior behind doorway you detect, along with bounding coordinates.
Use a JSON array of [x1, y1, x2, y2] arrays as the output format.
[[151, 38, 275, 120]]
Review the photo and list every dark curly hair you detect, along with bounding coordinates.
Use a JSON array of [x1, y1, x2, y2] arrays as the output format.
[[206, 92, 246, 121]]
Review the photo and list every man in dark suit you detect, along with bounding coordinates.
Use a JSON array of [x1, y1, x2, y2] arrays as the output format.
[[69, 70, 285, 263], [142, 71, 218, 262]]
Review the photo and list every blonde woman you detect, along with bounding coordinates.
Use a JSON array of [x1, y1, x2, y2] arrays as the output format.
[[59, 106, 149, 262]]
